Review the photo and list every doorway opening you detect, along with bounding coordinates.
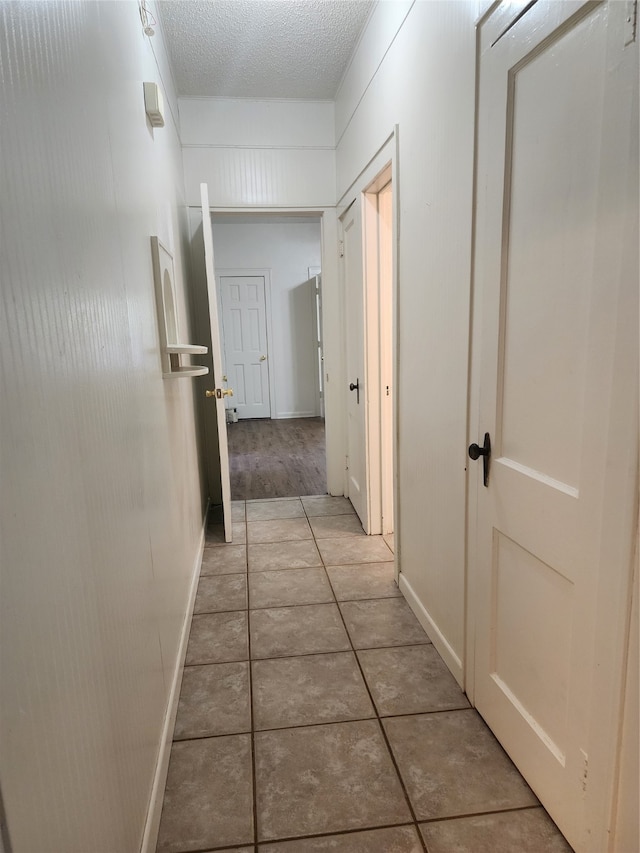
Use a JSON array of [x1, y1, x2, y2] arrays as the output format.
[[210, 213, 327, 501], [363, 166, 394, 536], [340, 148, 397, 539]]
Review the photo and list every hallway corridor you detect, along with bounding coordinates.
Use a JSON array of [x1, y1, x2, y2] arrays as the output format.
[[156, 497, 572, 853]]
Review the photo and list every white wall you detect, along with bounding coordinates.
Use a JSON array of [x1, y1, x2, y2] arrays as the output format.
[[212, 219, 322, 419], [335, 0, 478, 681], [334, 0, 413, 145], [180, 97, 336, 208], [0, 2, 204, 851]]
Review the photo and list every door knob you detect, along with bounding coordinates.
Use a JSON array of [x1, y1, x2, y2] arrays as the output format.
[[349, 379, 360, 404], [260, 354, 267, 361], [206, 388, 234, 399], [468, 432, 491, 487]]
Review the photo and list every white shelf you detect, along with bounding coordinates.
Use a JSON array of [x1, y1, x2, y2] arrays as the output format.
[[163, 365, 209, 379], [166, 344, 208, 355], [151, 236, 209, 379]]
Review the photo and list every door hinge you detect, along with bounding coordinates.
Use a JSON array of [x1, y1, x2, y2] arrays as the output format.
[[580, 749, 589, 793], [345, 455, 349, 470], [339, 240, 344, 258], [625, 0, 637, 45]]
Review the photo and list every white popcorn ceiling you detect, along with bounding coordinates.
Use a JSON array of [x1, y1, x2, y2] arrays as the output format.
[[157, 0, 375, 99]]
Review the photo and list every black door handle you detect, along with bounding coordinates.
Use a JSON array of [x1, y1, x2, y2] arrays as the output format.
[[349, 379, 360, 404], [468, 432, 491, 487]]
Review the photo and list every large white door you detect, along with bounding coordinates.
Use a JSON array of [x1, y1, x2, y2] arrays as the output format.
[[201, 184, 233, 541], [469, 3, 638, 851], [220, 275, 271, 419], [342, 197, 368, 530]]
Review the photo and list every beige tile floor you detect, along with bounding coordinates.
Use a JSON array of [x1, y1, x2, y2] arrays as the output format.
[[156, 497, 574, 853]]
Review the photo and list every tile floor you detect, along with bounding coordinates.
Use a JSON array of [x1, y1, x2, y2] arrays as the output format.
[[156, 496, 573, 853]]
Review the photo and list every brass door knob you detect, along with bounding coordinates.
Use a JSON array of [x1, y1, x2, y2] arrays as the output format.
[[205, 388, 235, 399], [260, 355, 267, 361]]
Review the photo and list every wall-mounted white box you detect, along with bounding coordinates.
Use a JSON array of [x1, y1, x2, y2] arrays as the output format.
[[144, 81, 165, 128]]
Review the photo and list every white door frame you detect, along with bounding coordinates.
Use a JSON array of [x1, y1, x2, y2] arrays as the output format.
[[216, 267, 275, 419], [337, 131, 400, 548], [363, 168, 394, 536], [199, 207, 346, 496], [308, 266, 324, 419]]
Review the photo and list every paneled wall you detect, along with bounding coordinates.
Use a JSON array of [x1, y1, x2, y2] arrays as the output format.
[[335, 0, 478, 682], [211, 219, 322, 419], [0, 2, 204, 851], [180, 97, 336, 208]]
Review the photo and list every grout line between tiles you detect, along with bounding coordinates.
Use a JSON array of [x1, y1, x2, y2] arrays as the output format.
[[246, 593, 403, 612], [323, 568, 430, 853], [250, 704, 472, 733], [173, 820, 424, 853], [242, 510, 259, 850], [194, 606, 250, 616], [417, 803, 544, 825], [184, 638, 432, 669], [248, 638, 431, 660], [172, 702, 475, 744], [254, 821, 421, 848], [183, 658, 249, 668], [173, 730, 251, 743], [170, 842, 253, 853], [248, 561, 393, 572]]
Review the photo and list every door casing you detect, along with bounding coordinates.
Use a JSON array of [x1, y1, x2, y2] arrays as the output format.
[[195, 207, 345, 496], [337, 132, 400, 548], [363, 169, 394, 537]]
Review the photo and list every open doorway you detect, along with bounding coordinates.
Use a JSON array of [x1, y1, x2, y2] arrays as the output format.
[[363, 166, 394, 536], [340, 149, 397, 539], [210, 214, 326, 500]]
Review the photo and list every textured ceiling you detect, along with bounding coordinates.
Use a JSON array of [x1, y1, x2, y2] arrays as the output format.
[[157, 0, 375, 99]]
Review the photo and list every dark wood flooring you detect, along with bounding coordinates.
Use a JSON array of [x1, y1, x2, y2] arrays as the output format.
[[227, 417, 327, 500]]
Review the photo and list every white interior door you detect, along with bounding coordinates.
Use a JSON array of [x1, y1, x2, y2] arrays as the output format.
[[220, 275, 271, 419], [469, 3, 638, 850], [201, 183, 232, 541], [342, 197, 368, 531]]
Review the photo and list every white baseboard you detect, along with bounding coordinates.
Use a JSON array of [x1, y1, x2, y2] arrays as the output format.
[[273, 411, 317, 419], [140, 507, 208, 853], [398, 571, 464, 689]]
